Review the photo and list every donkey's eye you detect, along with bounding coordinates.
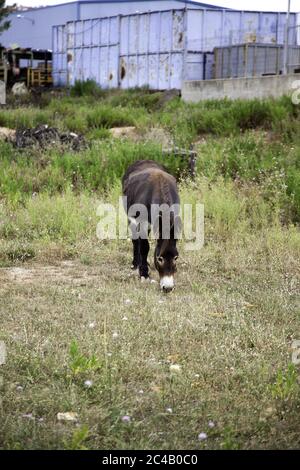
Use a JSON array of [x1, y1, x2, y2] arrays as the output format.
[[174, 256, 178, 261], [157, 256, 164, 264]]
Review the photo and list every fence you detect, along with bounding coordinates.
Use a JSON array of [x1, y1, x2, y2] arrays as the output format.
[[214, 23, 300, 79], [287, 24, 300, 73], [214, 43, 300, 79]]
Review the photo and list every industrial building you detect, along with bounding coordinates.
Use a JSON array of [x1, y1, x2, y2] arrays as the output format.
[[1, 1, 224, 50], [0, 1, 299, 90]]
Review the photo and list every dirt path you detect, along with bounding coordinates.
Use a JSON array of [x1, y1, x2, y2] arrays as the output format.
[[0, 261, 100, 287]]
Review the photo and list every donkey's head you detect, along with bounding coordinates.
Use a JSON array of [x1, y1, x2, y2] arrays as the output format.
[[153, 211, 181, 292], [154, 239, 178, 292]]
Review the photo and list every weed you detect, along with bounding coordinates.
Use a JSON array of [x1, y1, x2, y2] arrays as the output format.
[[69, 340, 101, 376]]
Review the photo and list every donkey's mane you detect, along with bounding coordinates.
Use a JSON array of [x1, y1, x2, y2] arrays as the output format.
[[148, 169, 175, 206], [159, 174, 172, 206]]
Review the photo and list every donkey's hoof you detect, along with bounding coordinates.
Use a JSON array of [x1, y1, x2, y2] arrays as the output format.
[[140, 276, 150, 283]]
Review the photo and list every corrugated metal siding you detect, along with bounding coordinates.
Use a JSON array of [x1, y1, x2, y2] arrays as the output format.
[[67, 17, 120, 87], [79, 1, 189, 20], [1, 3, 298, 52], [119, 10, 185, 89], [0, 1, 199, 50], [52, 25, 68, 86], [52, 7, 299, 89], [186, 9, 297, 52], [53, 9, 195, 89]]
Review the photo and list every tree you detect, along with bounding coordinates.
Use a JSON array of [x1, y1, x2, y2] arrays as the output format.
[[0, 1, 15, 35]]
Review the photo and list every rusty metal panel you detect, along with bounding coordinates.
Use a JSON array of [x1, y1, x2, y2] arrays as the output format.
[[52, 25, 68, 86], [119, 10, 185, 90], [66, 15, 119, 88], [55, 9, 190, 90], [53, 8, 299, 89], [186, 9, 297, 53]]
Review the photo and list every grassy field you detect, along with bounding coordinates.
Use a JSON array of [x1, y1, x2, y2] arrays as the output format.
[[0, 85, 299, 449]]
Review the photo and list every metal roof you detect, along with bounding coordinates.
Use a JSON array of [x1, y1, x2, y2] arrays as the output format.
[[14, 1, 230, 14]]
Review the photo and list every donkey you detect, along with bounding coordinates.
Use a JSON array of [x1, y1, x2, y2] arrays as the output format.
[[122, 160, 181, 292]]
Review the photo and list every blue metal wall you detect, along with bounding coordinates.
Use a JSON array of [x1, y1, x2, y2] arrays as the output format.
[[1, 2, 298, 52], [53, 10, 189, 88], [0, 3, 79, 50], [0, 1, 193, 50], [79, 1, 190, 20], [52, 7, 298, 89], [186, 9, 297, 51]]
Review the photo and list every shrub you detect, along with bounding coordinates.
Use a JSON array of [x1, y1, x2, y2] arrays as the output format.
[[86, 105, 136, 128], [70, 79, 104, 98]]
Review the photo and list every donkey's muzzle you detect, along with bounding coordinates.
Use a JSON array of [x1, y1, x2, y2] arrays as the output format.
[[160, 275, 174, 293]]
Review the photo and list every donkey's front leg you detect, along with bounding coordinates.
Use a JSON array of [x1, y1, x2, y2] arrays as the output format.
[[139, 238, 149, 278], [131, 239, 140, 270]]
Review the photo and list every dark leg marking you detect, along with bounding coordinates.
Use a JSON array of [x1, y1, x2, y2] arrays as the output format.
[[139, 238, 150, 278], [131, 239, 140, 269]]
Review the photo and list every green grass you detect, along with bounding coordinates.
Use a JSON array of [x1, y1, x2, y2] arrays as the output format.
[[69, 340, 101, 377], [1, 88, 299, 221], [0, 88, 300, 449], [0, 220, 299, 449], [70, 79, 106, 98]]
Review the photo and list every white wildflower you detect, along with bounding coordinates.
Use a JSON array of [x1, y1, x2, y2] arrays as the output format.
[[84, 380, 93, 388]]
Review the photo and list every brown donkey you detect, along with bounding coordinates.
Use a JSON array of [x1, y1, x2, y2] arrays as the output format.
[[122, 160, 181, 292]]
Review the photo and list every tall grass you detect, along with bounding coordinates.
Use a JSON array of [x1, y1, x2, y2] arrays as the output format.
[[0, 174, 299, 266], [158, 95, 300, 146], [1, 86, 300, 449], [1, 89, 300, 222], [86, 105, 136, 128], [0, 139, 185, 201], [70, 79, 105, 98]]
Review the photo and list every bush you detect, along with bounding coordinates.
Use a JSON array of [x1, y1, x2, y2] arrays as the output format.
[[158, 96, 300, 147], [70, 80, 104, 98], [109, 88, 162, 111], [86, 105, 136, 128]]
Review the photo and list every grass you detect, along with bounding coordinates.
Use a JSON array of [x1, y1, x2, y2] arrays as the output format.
[[68, 340, 101, 377], [0, 86, 299, 449], [0, 222, 299, 449]]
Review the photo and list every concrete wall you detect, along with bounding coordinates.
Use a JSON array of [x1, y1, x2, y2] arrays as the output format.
[[182, 74, 300, 102]]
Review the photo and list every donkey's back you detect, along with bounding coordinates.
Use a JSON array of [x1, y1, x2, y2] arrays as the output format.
[[122, 160, 179, 210]]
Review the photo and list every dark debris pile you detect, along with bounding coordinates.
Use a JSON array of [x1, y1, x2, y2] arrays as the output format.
[[15, 125, 86, 151]]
